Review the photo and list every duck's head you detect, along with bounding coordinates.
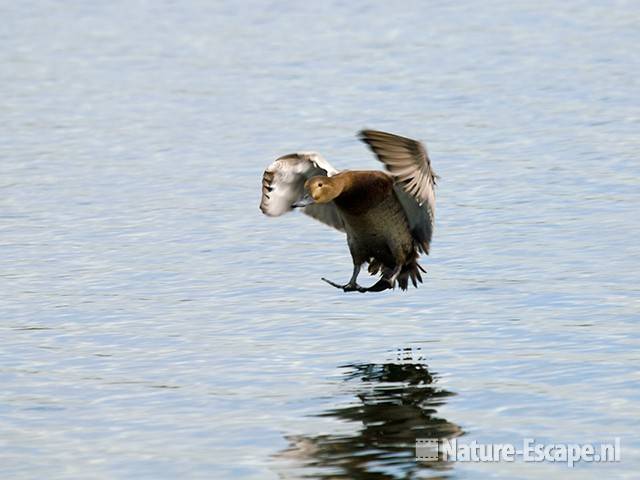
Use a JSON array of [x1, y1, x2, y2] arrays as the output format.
[[305, 176, 342, 204], [292, 176, 343, 208]]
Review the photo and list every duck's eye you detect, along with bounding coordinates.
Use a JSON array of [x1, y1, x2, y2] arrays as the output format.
[[318, 182, 323, 187]]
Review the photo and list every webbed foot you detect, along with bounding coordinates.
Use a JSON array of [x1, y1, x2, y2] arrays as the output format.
[[321, 278, 367, 293], [363, 277, 393, 292]]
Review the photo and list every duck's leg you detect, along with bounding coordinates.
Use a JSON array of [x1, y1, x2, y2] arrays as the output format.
[[322, 264, 366, 292], [388, 264, 403, 285]]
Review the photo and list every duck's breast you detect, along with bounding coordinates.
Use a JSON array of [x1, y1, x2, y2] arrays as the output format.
[[340, 189, 414, 265]]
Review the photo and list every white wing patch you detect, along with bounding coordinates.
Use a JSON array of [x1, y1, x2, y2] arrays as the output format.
[[260, 152, 345, 231]]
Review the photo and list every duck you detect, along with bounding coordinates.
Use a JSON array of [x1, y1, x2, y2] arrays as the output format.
[[260, 130, 437, 293]]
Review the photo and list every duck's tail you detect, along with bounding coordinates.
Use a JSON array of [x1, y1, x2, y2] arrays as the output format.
[[395, 258, 426, 290], [368, 252, 426, 291]]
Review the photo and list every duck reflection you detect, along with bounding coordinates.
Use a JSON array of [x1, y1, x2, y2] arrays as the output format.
[[277, 348, 462, 479]]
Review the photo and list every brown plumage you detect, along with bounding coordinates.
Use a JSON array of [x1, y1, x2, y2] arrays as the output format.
[[260, 130, 437, 292]]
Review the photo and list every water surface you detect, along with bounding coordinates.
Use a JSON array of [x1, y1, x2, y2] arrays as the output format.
[[2, 1, 639, 478]]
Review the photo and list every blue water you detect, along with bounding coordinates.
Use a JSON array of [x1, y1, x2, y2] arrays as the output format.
[[2, 1, 639, 478]]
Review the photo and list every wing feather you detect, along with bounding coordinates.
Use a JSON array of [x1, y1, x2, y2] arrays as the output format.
[[259, 152, 344, 232], [360, 130, 437, 253]]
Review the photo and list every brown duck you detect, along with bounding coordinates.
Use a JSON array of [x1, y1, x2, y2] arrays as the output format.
[[260, 130, 437, 292]]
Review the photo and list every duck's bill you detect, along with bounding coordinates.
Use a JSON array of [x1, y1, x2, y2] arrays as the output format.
[[292, 193, 315, 208]]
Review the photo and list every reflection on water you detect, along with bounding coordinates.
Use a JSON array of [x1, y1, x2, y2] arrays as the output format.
[[278, 349, 462, 479], [3, 0, 639, 477]]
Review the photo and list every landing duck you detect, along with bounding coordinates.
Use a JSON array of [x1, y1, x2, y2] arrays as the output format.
[[260, 130, 437, 292]]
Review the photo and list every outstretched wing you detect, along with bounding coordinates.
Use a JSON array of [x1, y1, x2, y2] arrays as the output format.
[[359, 130, 437, 253], [260, 152, 345, 231]]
